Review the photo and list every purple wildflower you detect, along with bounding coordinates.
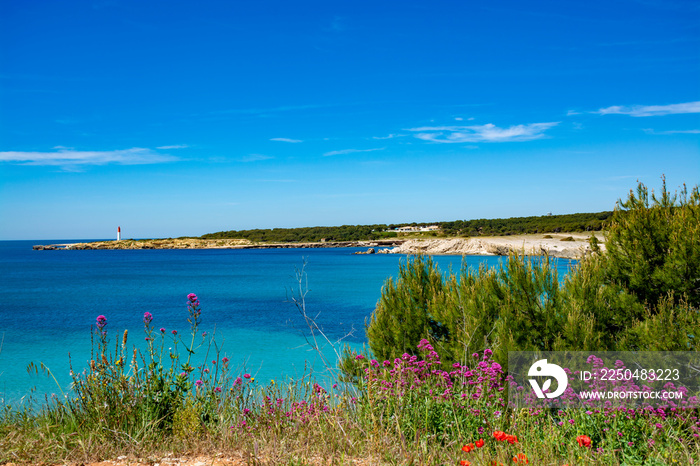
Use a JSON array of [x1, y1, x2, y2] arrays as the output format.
[[96, 315, 107, 330], [143, 312, 153, 325]]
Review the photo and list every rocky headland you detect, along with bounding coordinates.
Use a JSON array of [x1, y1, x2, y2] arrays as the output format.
[[33, 233, 603, 258], [376, 232, 604, 259], [33, 238, 404, 251]]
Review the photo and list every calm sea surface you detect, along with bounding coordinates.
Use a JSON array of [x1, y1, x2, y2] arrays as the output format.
[[0, 240, 576, 405]]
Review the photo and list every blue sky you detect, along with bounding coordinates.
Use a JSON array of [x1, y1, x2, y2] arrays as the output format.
[[1, 0, 698, 240]]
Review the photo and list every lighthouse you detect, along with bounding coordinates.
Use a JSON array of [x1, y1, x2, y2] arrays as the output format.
[[117, 226, 122, 241]]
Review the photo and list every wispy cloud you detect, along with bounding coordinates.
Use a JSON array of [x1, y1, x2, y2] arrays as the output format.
[[156, 144, 189, 149], [593, 101, 700, 117], [372, 134, 405, 140], [408, 122, 559, 143], [0, 147, 178, 167], [323, 148, 385, 157], [642, 128, 700, 135], [239, 154, 274, 162], [270, 138, 303, 143]]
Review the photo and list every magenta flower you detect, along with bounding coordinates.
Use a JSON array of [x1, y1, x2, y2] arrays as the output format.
[[244, 373, 251, 379], [172, 330, 177, 335], [96, 315, 107, 330], [160, 327, 165, 333], [195, 379, 204, 387], [143, 312, 153, 325], [222, 357, 229, 364]]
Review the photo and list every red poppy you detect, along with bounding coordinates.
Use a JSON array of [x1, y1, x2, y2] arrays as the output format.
[[493, 430, 507, 441], [512, 453, 529, 464], [460, 461, 471, 466], [475, 438, 485, 448], [506, 434, 518, 444], [461, 443, 475, 453], [576, 435, 592, 447]]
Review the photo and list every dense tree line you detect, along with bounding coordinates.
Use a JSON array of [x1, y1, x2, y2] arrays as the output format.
[[201, 211, 613, 243], [200, 224, 395, 242], [438, 211, 612, 236]]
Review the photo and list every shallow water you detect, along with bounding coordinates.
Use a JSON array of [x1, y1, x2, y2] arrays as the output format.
[[0, 240, 577, 405]]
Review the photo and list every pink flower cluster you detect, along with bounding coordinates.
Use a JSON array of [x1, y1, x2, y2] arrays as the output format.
[[357, 339, 506, 412]]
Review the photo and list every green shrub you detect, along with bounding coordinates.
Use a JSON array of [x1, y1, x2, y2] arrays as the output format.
[[602, 177, 700, 309], [350, 179, 700, 370]]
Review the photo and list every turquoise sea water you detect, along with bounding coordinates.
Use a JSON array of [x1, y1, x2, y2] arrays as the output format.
[[0, 240, 577, 405]]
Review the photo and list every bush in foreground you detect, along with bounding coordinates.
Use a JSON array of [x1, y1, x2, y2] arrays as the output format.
[[357, 180, 700, 371]]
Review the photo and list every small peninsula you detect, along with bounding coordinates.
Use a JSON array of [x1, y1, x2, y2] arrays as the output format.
[[33, 211, 610, 258], [33, 232, 603, 259]]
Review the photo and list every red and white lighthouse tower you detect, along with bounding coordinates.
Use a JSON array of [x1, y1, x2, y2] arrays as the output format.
[[117, 226, 122, 241]]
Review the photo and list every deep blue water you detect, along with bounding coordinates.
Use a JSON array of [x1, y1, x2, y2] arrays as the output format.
[[0, 240, 576, 405]]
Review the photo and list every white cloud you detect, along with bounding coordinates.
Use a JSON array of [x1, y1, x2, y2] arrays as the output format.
[[408, 122, 559, 143], [594, 101, 700, 117], [239, 154, 274, 162], [372, 134, 404, 140], [642, 128, 700, 135], [0, 147, 178, 166], [156, 144, 189, 149], [270, 138, 303, 143], [323, 148, 385, 157]]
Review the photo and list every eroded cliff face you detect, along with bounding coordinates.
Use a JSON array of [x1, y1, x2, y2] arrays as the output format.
[[380, 233, 605, 259]]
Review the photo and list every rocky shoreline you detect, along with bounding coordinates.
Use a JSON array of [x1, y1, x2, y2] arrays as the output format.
[[33, 233, 603, 258], [376, 233, 604, 259], [32, 238, 405, 251]]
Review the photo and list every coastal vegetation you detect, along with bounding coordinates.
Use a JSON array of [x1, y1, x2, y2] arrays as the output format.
[[1, 179, 699, 465], [353, 179, 699, 370], [200, 211, 613, 243]]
